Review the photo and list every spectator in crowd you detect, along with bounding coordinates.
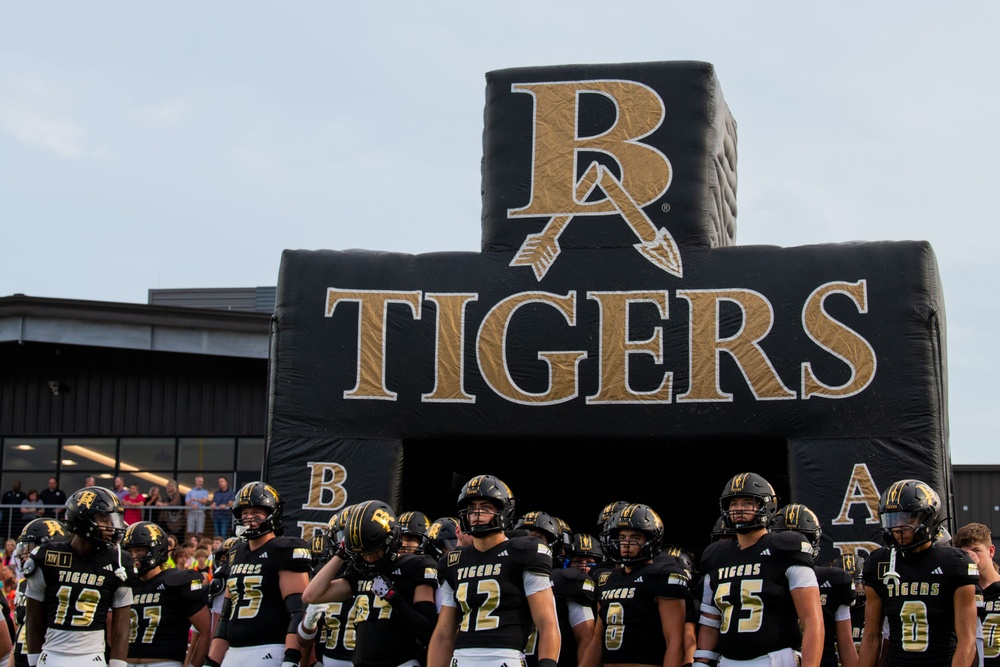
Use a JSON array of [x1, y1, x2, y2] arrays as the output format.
[[0, 539, 14, 569], [185, 476, 211, 540], [164, 533, 179, 569], [210, 476, 235, 539], [38, 477, 67, 520], [145, 485, 162, 522], [20, 489, 44, 528], [112, 475, 129, 503], [2, 480, 26, 539], [160, 479, 186, 537], [123, 483, 146, 525], [83, 475, 96, 487]]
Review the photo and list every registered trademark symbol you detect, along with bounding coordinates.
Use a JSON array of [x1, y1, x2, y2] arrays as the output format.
[[660, 202, 671, 213]]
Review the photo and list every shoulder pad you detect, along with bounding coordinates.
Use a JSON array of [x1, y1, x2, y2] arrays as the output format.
[[772, 530, 814, 553]]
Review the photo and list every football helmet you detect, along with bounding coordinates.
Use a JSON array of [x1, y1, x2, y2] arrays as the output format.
[[456, 474, 516, 537], [214, 535, 240, 563], [426, 516, 460, 559], [64, 486, 127, 549], [660, 544, 696, 573], [515, 510, 562, 553], [878, 479, 941, 552], [711, 515, 736, 542], [14, 517, 68, 560], [570, 532, 604, 561], [719, 472, 778, 533], [554, 516, 573, 563], [607, 503, 664, 565], [232, 481, 284, 539], [122, 521, 170, 574], [772, 504, 822, 558], [596, 500, 630, 554], [934, 524, 952, 547], [343, 500, 402, 575], [398, 510, 431, 554]]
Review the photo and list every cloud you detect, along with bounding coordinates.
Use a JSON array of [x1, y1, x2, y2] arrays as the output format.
[[136, 100, 190, 125], [0, 75, 87, 158]]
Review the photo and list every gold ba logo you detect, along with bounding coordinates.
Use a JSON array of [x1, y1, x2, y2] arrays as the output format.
[[76, 491, 98, 509], [508, 79, 681, 281]]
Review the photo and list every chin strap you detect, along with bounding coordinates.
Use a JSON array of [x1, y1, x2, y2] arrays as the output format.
[[882, 547, 900, 586]]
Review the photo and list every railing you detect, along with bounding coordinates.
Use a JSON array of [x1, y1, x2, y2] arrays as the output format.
[[0, 503, 225, 541]]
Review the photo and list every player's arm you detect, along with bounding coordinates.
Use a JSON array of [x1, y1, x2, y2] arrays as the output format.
[[566, 599, 595, 665], [426, 593, 460, 667], [206, 588, 231, 666], [857, 586, 884, 667], [694, 574, 721, 666], [527, 583, 560, 663], [0, 613, 12, 660], [279, 567, 310, 666], [578, 609, 603, 667], [953, 583, 978, 667], [302, 555, 353, 604], [186, 605, 212, 667], [371, 576, 437, 645], [658, 597, 687, 667], [835, 614, 859, 667], [108, 604, 131, 663], [790, 580, 824, 667]]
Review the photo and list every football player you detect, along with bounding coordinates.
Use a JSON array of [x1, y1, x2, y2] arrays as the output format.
[[772, 504, 858, 667], [567, 533, 604, 573], [954, 522, 1000, 666], [122, 520, 211, 666], [398, 510, 432, 556], [10, 517, 68, 667], [205, 481, 312, 667], [582, 502, 689, 667], [24, 486, 134, 667], [298, 506, 355, 667], [696, 472, 824, 667], [517, 511, 596, 667], [302, 500, 438, 667], [859, 479, 978, 667], [427, 474, 560, 667]]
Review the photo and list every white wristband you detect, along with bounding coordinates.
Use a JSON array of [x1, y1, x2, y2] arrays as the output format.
[[699, 613, 721, 628], [298, 620, 318, 641], [693, 649, 721, 661], [27, 655, 40, 667], [109, 660, 128, 667]]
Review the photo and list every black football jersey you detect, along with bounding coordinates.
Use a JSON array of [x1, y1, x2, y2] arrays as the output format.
[[863, 544, 978, 666], [128, 568, 207, 661], [26, 541, 135, 633], [980, 580, 1000, 666], [523, 566, 597, 667], [223, 535, 312, 647], [440, 535, 554, 652], [592, 559, 690, 665], [700, 531, 816, 660], [815, 564, 855, 667], [849, 597, 865, 656], [342, 553, 438, 667]]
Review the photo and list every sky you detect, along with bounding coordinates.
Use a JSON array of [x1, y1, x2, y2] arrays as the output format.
[[1, 3, 997, 464]]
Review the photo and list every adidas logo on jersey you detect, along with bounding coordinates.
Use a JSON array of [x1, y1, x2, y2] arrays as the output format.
[[498, 550, 509, 557], [263, 652, 273, 660], [821, 581, 832, 588], [103, 563, 115, 572], [634, 576, 644, 583], [157, 584, 165, 590], [931, 567, 943, 575], [259, 552, 268, 558], [760, 548, 771, 556]]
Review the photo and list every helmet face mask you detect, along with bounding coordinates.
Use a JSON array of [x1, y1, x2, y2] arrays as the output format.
[[456, 475, 516, 537], [719, 473, 778, 534], [65, 486, 127, 550], [232, 482, 284, 540], [343, 501, 402, 576], [878, 479, 941, 553]]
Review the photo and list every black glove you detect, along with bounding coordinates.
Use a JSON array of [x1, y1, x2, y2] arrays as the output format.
[[280, 647, 302, 667], [371, 574, 397, 603], [335, 538, 349, 560]]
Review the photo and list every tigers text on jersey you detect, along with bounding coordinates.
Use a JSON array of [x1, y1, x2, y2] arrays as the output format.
[[440, 536, 553, 652], [223, 535, 312, 647], [700, 531, 816, 661], [128, 568, 207, 661], [25, 541, 135, 655], [342, 553, 438, 667], [863, 544, 979, 666], [979, 580, 1000, 666], [592, 559, 690, 665], [815, 564, 855, 667]]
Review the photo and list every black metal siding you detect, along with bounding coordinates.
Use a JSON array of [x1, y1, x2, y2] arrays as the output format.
[[953, 465, 1000, 537], [0, 341, 267, 436]]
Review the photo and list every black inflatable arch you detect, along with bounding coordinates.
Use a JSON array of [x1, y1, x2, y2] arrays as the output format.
[[266, 61, 950, 563]]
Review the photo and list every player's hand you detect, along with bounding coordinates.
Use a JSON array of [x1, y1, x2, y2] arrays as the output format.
[[371, 574, 396, 603], [335, 538, 349, 560], [302, 603, 324, 632]]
